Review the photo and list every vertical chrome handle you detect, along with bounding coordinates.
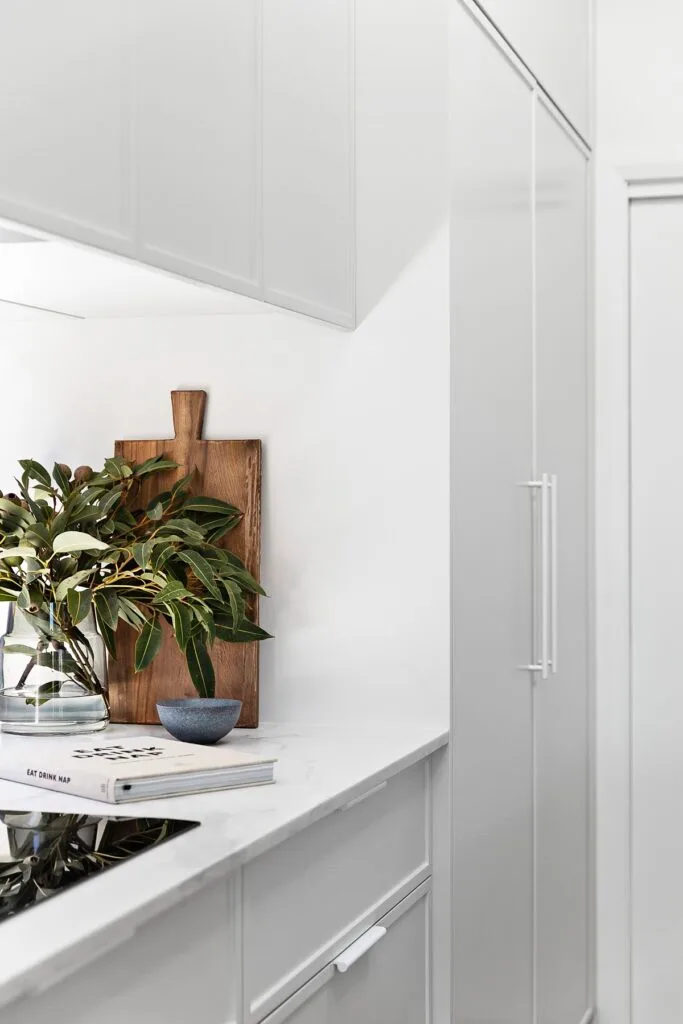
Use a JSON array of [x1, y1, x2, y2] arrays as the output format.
[[517, 478, 549, 677], [549, 473, 558, 674], [539, 473, 550, 681]]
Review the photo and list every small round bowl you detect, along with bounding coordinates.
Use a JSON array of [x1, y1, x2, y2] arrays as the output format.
[[156, 698, 242, 745]]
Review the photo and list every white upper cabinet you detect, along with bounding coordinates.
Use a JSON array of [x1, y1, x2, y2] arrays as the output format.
[[0, 0, 447, 328], [0, 1, 133, 253], [477, 0, 591, 140]]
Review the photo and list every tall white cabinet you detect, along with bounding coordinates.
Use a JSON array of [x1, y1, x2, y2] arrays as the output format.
[[451, 6, 592, 1023]]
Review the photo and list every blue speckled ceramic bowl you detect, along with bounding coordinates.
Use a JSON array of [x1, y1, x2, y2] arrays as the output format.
[[156, 698, 242, 745]]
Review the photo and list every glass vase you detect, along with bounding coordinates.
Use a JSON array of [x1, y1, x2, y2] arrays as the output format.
[[0, 604, 109, 735]]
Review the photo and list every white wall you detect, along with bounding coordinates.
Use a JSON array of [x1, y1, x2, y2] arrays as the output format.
[[0, 228, 450, 728]]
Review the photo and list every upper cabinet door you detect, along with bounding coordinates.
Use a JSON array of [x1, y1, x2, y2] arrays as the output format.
[[479, 0, 591, 140], [451, 7, 535, 1024], [133, 0, 259, 295], [0, 1, 133, 253], [534, 99, 591, 1024]]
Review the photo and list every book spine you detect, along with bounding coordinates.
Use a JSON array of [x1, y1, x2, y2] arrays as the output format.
[[3, 760, 115, 802]]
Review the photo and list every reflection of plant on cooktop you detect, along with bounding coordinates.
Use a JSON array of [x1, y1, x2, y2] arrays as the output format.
[[0, 811, 198, 922]]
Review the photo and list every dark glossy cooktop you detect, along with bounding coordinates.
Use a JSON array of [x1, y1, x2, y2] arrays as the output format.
[[0, 810, 198, 923]]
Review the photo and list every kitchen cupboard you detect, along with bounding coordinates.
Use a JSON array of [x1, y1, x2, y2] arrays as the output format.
[[0, 0, 446, 329], [474, 0, 591, 141], [0, 757, 435, 1024], [451, 5, 592, 1024]]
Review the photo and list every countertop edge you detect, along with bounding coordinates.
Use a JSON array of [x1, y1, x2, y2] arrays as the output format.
[[0, 727, 449, 1010]]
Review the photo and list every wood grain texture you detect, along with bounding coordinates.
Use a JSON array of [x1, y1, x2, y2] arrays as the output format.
[[108, 391, 262, 727]]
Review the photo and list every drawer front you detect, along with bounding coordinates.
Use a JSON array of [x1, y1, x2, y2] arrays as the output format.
[[243, 761, 430, 1022]]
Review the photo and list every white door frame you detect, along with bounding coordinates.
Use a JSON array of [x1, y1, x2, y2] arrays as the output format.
[[595, 163, 683, 1024]]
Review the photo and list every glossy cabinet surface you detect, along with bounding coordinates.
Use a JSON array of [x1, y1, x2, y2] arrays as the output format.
[[534, 99, 591, 1024], [478, 0, 591, 140], [451, 7, 535, 1024]]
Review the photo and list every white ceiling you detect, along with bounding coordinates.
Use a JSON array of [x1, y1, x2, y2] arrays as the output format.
[[0, 225, 271, 321]]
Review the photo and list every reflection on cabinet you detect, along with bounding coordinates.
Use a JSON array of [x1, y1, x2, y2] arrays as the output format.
[[451, 6, 592, 1024], [0, 0, 446, 328], [535, 101, 590, 1024], [475, 0, 590, 140]]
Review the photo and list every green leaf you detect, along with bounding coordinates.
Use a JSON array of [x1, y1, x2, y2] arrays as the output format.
[[221, 578, 244, 630], [24, 523, 51, 549], [117, 597, 148, 631], [134, 615, 163, 672], [66, 588, 92, 625], [97, 488, 123, 518], [185, 633, 215, 698], [96, 614, 117, 661], [0, 498, 31, 523], [215, 616, 272, 643], [167, 600, 193, 651], [131, 541, 153, 569], [54, 570, 94, 602], [104, 456, 133, 480], [52, 463, 72, 494], [0, 546, 37, 561], [182, 497, 243, 518], [157, 518, 204, 539], [94, 590, 120, 631], [152, 580, 191, 606], [148, 502, 164, 521], [177, 550, 221, 600], [1, 644, 39, 657], [52, 531, 110, 555], [134, 456, 179, 477], [18, 459, 51, 488], [195, 604, 216, 642], [25, 680, 63, 707]]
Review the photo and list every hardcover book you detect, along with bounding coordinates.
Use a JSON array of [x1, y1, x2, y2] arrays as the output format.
[[0, 735, 276, 803]]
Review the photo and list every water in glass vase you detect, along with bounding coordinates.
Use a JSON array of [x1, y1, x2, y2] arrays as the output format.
[[0, 605, 109, 735]]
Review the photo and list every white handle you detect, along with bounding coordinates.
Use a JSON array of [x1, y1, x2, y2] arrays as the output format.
[[550, 473, 558, 674], [334, 926, 386, 973], [540, 473, 550, 680], [517, 478, 548, 675]]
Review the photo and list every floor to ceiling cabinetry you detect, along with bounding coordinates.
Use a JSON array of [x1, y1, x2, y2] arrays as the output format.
[[451, 5, 592, 1023], [474, 0, 591, 141]]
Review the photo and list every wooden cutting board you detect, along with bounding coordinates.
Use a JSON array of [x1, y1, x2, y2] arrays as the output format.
[[108, 390, 262, 727]]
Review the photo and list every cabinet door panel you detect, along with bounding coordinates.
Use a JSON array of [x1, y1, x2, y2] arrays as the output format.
[[451, 7, 534, 1024], [262, 0, 354, 326], [0, 1, 131, 250], [480, 0, 590, 140], [264, 891, 429, 1024], [134, 0, 259, 291], [534, 100, 590, 1024]]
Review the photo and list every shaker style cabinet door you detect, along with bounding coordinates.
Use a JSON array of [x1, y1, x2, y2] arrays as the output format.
[[0, 1, 133, 253], [534, 99, 591, 1024], [261, 890, 430, 1024], [133, 0, 260, 294], [451, 6, 535, 1024]]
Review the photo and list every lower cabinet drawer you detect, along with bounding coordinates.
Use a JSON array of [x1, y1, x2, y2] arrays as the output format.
[[243, 761, 430, 1022], [260, 881, 431, 1024]]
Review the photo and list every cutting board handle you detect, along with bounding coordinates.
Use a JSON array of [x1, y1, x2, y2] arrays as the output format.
[[171, 390, 207, 442]]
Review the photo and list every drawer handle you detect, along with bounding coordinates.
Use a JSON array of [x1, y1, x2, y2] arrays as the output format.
[[334, 926, 387, 973], [343, 781, 388, 811]]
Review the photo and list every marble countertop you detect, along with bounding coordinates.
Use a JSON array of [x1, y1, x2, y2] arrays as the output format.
[[0, 720, 448, 1010]]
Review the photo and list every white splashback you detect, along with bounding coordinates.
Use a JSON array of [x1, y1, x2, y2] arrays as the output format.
[[0, 228, 449, 729]]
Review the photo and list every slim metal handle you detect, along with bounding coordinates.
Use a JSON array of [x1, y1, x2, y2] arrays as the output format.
[[517, 478, 548, 677], [540, 473, 550, 680], [549, 474, 558, 674], [334, 926, 386, 973]]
